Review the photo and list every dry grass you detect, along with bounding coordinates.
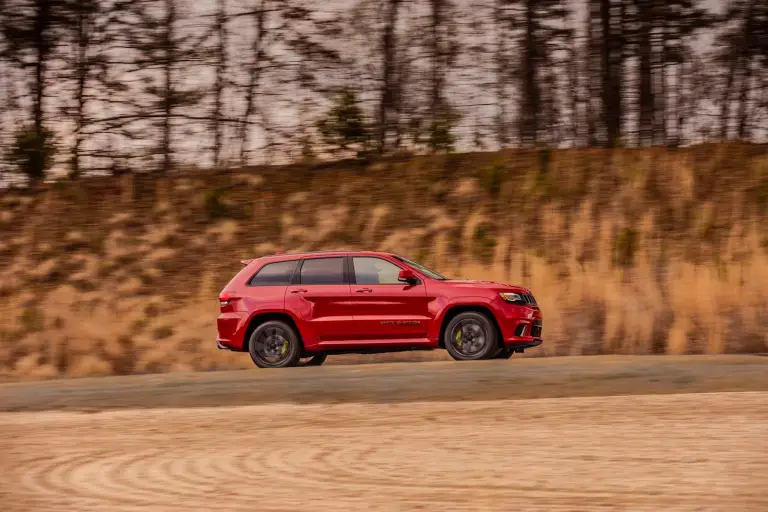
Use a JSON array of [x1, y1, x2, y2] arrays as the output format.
[[0, 143, 767, 380]]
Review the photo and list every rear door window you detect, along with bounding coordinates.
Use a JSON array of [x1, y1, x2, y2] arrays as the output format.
[[248, 260, 299, 286], [299, 257, 345, 285]]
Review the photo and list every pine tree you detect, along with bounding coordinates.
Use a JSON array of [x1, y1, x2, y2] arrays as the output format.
[[1, 0, 70, 180]]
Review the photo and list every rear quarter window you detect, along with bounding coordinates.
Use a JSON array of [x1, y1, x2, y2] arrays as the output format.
[[248, 260, 299, 286]]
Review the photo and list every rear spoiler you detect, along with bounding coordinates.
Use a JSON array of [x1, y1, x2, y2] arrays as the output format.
[[241, 252, 284, 266]]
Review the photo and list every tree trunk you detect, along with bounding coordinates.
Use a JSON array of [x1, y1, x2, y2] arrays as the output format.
[[655, 4, 669, 145], [563, 0, 579, 146], [737, 59, 753, 139], [519, 0, 539, 146], [719, 0, 755, 140], [586, 0, 600, 146], [239, 0, 267, 166], [494, 0, 508, 148], [72, 3, 90, 177], [33, 1, 51, 137], [161, 0, 176, 173], [637, 0, 654, 146], [377, 0, 401, 154], [429, 0, 443, 153], [736, 0, 757, 140], [212, 0, 228, 168], [719, 52, 737, 140], [600, 0, 622, 147]]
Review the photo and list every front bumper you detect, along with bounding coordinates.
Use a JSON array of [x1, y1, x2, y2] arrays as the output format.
[[498, 308, 543, 350]]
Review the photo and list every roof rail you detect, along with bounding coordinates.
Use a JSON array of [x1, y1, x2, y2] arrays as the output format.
[[268, 249, 362, 257], [240, 250, 399, 264]]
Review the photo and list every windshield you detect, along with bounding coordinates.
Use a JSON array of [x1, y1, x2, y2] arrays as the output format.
[[393, 255, 448, 280]]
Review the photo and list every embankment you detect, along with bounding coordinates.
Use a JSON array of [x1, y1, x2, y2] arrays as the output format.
[[1, 143, 766, 379]]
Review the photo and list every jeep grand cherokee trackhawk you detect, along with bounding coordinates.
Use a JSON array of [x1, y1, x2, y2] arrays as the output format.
[[216, 251, 543, 368]]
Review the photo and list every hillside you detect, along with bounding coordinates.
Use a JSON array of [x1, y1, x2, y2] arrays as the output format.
[[1, 144, 767, 380]]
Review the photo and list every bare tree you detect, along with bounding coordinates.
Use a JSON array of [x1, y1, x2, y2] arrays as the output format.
[[211, 0, 228, 168], [377, 0, 403, 154], [237, 0, 269, 165], [494, 0, 510, 148]]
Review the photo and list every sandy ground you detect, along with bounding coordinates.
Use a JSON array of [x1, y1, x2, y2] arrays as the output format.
[[1, 393, 767, 511], [2, 356, 768, 511]]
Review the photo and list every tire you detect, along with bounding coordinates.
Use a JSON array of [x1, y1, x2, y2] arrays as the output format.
[[300, 354, 328, 367], [248, 320, 302, 369], [443, 311, 499, 361]]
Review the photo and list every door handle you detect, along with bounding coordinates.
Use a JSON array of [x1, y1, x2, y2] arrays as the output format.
[[290, 289, 308, 294], [355, 288, 373, 293]]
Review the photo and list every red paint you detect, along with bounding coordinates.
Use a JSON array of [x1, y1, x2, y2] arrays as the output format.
[[216, 251, 543, 357]]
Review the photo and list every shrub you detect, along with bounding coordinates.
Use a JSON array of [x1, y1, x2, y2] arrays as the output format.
[[614, 227, 639, 268], [203, 189, 227, 220], [316, 89, 371, 157], [480, 163, 504, 198], [152, 326, 174, 340], [472, 226, 497, 264], [7, 126, 57, 183], [20, 307, 45, 333]]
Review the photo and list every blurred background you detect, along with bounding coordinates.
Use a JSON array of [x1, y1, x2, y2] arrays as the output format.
[[0, 0, 766, 379]]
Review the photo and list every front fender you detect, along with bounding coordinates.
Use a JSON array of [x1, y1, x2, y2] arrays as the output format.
[[427, 295, 498, 341]]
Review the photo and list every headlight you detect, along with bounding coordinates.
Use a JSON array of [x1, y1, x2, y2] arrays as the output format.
[[499, 292, 523, 303]]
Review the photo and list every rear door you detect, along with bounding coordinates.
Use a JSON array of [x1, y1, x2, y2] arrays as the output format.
[[348, 256, 432, 341], [285, 256, 353, 346]]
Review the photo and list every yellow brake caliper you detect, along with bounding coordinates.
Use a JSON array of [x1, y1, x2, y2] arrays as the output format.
[[281, 341, 289, 356], [455, 330, 463, 348]]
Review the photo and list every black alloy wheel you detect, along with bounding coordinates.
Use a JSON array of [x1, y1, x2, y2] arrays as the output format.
[[248, 320, 302, 369], [444, 312, 499, 361]]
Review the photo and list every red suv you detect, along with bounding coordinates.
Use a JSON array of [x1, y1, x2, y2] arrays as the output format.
[[217, 251, 543, 368]]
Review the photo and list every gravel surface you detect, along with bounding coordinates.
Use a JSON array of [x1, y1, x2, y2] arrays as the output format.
[[1, 355, 767, 412]]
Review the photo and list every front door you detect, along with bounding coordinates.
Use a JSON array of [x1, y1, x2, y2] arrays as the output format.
[[348, 256, 432, 341], [285, 256, 353, 347]]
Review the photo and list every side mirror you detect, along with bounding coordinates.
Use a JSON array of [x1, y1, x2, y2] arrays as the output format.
[[398, 269, 418, 284]]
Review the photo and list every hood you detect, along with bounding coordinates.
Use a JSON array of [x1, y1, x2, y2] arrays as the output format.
[[444, 280, 530, 293]]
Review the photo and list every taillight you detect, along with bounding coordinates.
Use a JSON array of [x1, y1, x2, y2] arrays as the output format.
[[219, 292, 235, 310]]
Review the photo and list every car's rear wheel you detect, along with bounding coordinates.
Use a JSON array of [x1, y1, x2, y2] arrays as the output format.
[[300, 354, 328, 367], [444, 312, 499, 361], [248, 320, 302, 369]]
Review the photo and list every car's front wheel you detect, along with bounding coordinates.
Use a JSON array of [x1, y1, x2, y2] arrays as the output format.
[[248, 320, 302, 369], [444, 312, 499, 361]]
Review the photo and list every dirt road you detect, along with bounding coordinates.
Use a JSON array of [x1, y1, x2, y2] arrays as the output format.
[[2, 355, 768, 412], [2, 356, 768, 511], [2, 393, 767, 511]]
